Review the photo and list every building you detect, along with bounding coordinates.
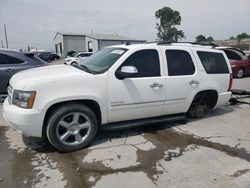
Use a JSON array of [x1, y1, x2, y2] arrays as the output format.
[[214, 38, 250, 50], [54, 32, 146, 57]]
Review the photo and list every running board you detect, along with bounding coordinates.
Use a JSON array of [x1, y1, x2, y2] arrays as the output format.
[[101, 113, 186, 131]]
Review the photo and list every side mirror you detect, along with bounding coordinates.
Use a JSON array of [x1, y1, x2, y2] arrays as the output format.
[[116, 66, 138, 80]]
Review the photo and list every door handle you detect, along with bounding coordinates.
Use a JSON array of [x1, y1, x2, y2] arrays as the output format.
[[189, 80, 199, 85], [150, 82, 163, 88]]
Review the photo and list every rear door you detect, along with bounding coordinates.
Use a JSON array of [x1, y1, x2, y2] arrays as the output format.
[[161, 47, 200, 114]]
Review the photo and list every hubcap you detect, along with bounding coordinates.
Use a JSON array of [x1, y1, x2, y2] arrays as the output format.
[[237, 69, 244, 78], [56, 112, 92, 146]]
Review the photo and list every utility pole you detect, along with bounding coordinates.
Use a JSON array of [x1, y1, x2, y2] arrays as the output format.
[[4, 24, 9, 48], [1, 40, 4, 48]]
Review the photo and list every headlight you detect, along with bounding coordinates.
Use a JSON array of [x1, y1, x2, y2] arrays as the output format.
[[231, 65, 237, 68], [13, 90, 36, 109]]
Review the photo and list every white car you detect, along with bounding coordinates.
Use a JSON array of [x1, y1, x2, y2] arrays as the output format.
[[64, 52, 93, 65], [3, 43, 232, 152]]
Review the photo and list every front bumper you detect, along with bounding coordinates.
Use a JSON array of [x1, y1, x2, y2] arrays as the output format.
[[3, 99, 44, 138]]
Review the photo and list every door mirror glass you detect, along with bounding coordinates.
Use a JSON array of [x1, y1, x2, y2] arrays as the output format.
[[116, 66, 138, 79]]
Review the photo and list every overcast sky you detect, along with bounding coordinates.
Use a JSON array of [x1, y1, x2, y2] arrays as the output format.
[[0, 0, 249, 50]]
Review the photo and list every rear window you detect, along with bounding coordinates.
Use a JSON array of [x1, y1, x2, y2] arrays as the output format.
[[222, 49, 242, 60], [197, 51, 229, 74]]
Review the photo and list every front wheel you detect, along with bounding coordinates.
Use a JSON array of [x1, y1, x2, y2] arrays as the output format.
[[46, 103, 98, 152], [236, 68, 244, 78]]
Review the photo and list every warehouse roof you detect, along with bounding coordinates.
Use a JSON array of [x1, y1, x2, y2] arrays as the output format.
[[54, 32, 145, 42]]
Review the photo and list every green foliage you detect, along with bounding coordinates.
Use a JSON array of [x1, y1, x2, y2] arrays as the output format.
[[155, 7, 185, 42], [236, 33, 250, 40], [195, 35, 214, 43]]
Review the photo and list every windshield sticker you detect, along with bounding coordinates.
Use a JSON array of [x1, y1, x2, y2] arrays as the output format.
[[110, 50, 125, 54]]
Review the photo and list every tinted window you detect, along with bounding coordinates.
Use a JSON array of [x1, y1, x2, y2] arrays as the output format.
[[0, 53, 24, 65], [222, 49, 242, 60], [166, 50, 195, 76], [120, 49, 160, 77], [197, 51, 229, 74]]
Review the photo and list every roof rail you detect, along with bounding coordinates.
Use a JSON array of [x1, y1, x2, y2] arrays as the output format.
[[157, 41, 218, 48]]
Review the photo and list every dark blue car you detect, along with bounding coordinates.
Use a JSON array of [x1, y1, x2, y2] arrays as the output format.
[[0, 49, 47, 96]]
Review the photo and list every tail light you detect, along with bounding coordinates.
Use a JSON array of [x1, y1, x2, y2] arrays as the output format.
[[228, 73, 233, 91]]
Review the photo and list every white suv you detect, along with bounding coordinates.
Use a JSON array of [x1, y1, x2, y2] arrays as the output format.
[[64, 52, 93, 65], [3, 43, 232, 152]]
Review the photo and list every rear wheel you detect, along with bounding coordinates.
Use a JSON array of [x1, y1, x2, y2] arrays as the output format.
[[46, 103, 98, 152], [188, 104, 205, 118], [236, 68, 244, 78], [188, 95, 207, 118]]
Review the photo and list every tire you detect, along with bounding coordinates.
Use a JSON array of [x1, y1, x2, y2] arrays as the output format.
[[46, 103, 98, 152], [188, 104, 205, 118], [236, 68, 244, 78], [71, 62, 77, 66]]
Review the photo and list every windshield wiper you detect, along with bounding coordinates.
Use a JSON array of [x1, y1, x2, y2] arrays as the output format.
[[79, 65, 97, 74]]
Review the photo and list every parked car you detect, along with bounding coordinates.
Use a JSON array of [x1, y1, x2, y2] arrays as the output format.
[[3, 43, 232, 152], [51, 53, 60, 60], [216, 47, 250, 78], [244, 50, 250, 56], [67, 51, 76, 57], [64, 52, 93, 65], [37, 52, 59, 62], [0, 49, 47, 95]]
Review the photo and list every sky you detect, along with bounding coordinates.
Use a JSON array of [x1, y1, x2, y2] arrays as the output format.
[[0, 0, 249, 50]]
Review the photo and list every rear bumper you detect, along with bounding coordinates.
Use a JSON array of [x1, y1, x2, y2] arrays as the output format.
[[3, 99, 43, 138], [215, 91, 232, 108]]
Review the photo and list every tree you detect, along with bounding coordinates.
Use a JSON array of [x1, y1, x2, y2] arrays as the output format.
[[195, 35, 214, 43], [195, 35, 207, 43], [237, 33, 250, 40], [206, 36, 214, 43], [155, 7, 185, 42], [229, 36, 236, 40]]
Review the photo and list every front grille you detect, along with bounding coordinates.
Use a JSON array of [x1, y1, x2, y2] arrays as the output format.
[[7, 85, 13, 104]]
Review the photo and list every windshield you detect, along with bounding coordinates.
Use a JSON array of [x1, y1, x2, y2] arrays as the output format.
[[78, 48, 127, 74], [74, 53, 82, 58]]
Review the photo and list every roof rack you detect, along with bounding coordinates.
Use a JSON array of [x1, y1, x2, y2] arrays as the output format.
[[157, 41, 218, 48]]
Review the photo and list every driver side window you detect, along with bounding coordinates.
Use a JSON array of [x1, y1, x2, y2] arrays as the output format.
[[119, 49, 160, 77]]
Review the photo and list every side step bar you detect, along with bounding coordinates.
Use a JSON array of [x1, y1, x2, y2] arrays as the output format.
[[101, 113, 186, 131]]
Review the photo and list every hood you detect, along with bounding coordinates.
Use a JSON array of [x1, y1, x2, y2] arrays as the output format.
[[10, 65, 88, 90]]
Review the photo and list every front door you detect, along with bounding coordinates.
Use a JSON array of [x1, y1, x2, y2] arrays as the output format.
[[108, 49, 165, 122]]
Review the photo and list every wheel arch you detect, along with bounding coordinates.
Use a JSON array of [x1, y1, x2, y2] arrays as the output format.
[[190, 89, 218, 109], [42, 99, 102, 140]]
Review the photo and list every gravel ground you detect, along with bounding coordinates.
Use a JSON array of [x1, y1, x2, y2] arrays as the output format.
[[0, 77, 250, 188]]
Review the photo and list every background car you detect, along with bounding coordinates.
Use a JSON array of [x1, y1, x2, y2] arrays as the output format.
[[217, 47, 250, 78], [64, 52, 93, 65], [0, 49, 47, 96], [51, 53, 61, 60], [37, 52, 60, 62]]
